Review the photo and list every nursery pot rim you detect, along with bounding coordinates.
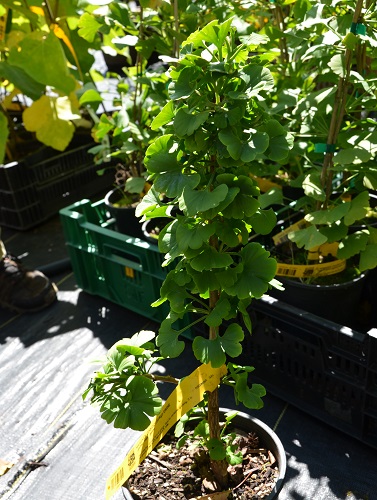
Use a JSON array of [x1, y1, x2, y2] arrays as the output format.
[[104, 184, 140, 208], [123, 407, 286, 500], [278, 269, 368, 290]]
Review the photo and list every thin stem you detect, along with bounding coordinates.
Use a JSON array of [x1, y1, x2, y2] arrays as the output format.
[[143, 373, 180, 384], [132, 6, 145, 177], [319, 0, 365, 209], [272, 3, 289, 72], [206, 234, 229, 488], [172, 0, 179, 58]]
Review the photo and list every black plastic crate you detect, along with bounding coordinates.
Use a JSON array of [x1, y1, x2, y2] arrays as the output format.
[[0, 136, 95, 191], [0, 163, 113, 230], [240, 294, 377, 449]]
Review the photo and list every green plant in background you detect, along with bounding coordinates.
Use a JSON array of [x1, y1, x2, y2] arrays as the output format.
[[76, 0, 270, 200], [0, 0, 97, 163], [256, 0, 377, 276], [77, 0, 182, 199], [85, 18, 293, 489]]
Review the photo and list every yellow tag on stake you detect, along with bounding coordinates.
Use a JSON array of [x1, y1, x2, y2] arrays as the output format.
[[105, 363, 227, 500]]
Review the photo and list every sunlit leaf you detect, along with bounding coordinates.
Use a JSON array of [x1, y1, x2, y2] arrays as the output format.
[[183, 185, 228, 217], [305, 203, 350, 225], [337, 231, 369, 259], [302, 172, 326, 201], [234, 372, 265, 409], [174, 109, 209, 137], [151, 101, 174, 130], [344, 191, 369, 226], [225, 243, 277, 298], [8, 31, 76, 94], [78, 12, 102, 43]]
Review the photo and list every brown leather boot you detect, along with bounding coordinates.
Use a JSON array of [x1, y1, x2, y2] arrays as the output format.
[[0, 255, 58, 313]]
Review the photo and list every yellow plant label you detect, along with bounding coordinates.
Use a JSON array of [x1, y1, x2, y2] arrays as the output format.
[[252, 176, 282, 193], [276, 258, 346, 278], [272, 218, 310, 246], [105, 363, 227, 500], [307, 242, 339, 261]]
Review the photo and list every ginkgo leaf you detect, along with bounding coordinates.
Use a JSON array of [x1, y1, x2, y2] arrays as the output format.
[[174, 108, 209, 137], [225, 243, 277, 298], [151, 101, 174, 130], [78, 12, 102, 43], [289, 224, 328, 250], [344, 191, 369, 226], [183, 185, 228, 217], [302, 173, 326, 201]]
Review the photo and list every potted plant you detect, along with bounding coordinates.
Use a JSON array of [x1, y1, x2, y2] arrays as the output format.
[[84, 18, 291, 499], [260, 0, 377, 326], [76, 0, 280, 237], [76, 0, 181, 238]]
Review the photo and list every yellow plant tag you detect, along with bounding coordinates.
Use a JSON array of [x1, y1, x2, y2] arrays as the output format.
[[252, 176, 282, 193], [307, 242, 339, 261], [276, 258, 346, 278], [105, 363, 227, 500], [272, 218, 310, 246]]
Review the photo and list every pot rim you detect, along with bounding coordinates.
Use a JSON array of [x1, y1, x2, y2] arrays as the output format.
[[278, 269, 368, 290]]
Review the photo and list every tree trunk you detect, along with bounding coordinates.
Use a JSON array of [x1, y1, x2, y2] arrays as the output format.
[[207, 284, 228, 488]]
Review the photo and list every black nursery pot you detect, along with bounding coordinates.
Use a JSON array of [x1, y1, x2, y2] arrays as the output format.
[[141, 218, 169, 245], [122, 408, 286, 500], [104, 186, 144, 239], [269, 271, 368, 326]]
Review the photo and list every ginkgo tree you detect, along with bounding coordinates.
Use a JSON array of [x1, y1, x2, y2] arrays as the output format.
[[84, 18, 293, 489], [261, 0, 377, 274]]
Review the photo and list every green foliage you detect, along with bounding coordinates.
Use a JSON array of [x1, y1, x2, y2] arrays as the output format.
[[137, 19, 291, 417], [0, 1, 96, 162], [85, 20, 291, 454], [84, 1, 377, 485], [83, 331, 163, 431], [259, 0, 377, 272], [175, 406, 243, 465], [76, 0, 179, 197]]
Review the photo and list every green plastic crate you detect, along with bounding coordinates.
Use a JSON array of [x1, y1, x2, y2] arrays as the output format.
[[59, 199, 178, 325]]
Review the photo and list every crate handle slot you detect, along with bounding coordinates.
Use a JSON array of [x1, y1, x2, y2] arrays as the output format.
[[103, 244, 143, 272]]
